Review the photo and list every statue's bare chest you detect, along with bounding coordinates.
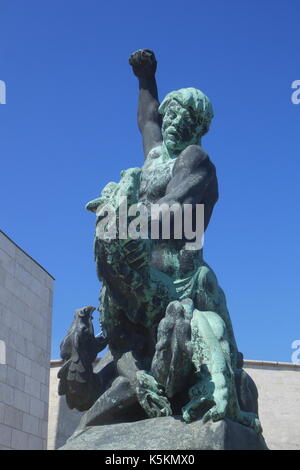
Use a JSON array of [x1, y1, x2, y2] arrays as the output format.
[[139, 147, 175, 203]]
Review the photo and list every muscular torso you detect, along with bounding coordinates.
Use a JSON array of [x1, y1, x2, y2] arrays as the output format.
[[139, 144, 218, 279]]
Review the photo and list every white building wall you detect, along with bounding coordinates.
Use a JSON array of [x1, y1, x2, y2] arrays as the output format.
[[244, 361, 300, 450], [0, 230, 54, 450]]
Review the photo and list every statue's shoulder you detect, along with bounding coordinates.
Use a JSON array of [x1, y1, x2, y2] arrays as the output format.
[[176, 145, 214, 172]]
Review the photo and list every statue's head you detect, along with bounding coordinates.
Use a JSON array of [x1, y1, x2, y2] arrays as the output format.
[[159, 88, 214, 154]]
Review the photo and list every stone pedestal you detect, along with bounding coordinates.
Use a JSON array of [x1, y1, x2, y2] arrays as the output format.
[[59, 416, 268, 450]]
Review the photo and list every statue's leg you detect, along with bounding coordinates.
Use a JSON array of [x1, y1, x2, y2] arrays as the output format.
[[182, 309, 231, 423], [195, 264, 239, 368], [182, 309, 262, 433], [199, 312, 262, 432]]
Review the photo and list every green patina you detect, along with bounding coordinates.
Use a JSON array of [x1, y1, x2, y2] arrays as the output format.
[[159, 87, 214, 155]]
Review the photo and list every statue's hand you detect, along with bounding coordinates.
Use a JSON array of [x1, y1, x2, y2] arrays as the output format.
[[129, 49, 157, 78]]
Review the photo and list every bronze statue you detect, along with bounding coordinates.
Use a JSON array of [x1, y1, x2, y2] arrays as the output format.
[[58, 50, 263, 437]]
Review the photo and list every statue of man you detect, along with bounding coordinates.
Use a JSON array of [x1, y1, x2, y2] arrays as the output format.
[[125, 49, 249, 426], [59, 50, 262, 433]]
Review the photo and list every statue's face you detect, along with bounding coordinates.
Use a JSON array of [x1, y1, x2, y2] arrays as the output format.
[[162, 99, 199, 153]]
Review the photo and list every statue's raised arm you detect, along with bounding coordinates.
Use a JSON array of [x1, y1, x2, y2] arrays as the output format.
[[129, 49, 162, 158]]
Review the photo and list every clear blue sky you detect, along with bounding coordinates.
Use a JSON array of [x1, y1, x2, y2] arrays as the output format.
[[1, 0, 299, 361]]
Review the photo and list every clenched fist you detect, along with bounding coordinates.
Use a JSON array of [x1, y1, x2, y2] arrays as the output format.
[[129, 49, 157, 78]]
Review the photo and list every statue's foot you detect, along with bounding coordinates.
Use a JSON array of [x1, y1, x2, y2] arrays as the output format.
[[182, 396, 215, 423], [182, 381, 229, 424], [202, 403, 227, 423], [136, 371, 172, 418], [201, 386, 228, 422]]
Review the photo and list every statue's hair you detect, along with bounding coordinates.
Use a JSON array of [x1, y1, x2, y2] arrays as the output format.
[[158, 87, 214, 136]]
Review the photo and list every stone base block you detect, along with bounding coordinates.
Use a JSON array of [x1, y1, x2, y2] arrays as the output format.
[[59, 416, 268, 450]]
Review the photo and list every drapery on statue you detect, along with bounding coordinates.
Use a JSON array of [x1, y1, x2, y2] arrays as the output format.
[[58, 49, 262, 433]]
